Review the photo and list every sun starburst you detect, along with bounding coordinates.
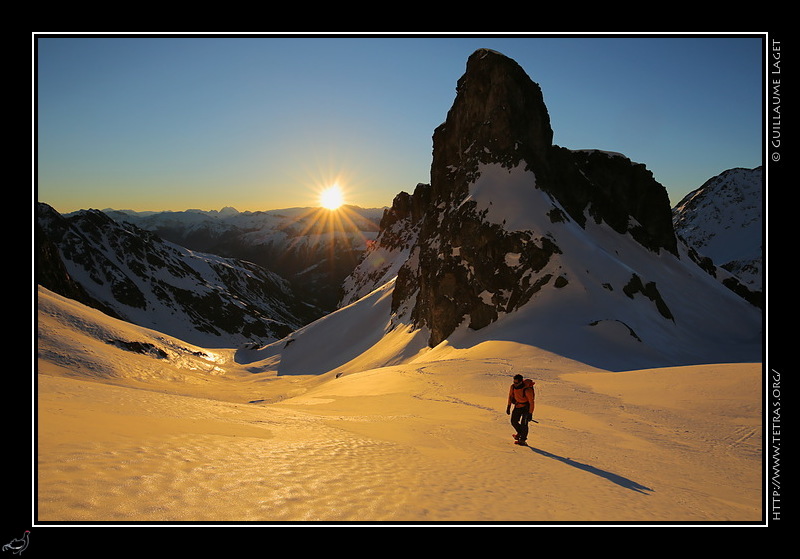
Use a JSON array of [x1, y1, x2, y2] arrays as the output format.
[[320, 184, 344, 210]]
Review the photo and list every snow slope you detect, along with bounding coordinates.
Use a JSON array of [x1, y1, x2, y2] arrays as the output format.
[[37, 285, 762, 524], [345, 162, 762, 372], [467, 165, 760, 369]]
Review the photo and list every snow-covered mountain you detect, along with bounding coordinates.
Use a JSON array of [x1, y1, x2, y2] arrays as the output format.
[[672, 166, 763, 291], [37, 202, 319, 348], [104, 205, 385, 312], [36, 48, 762, 373], [329, 49, 763, 372]]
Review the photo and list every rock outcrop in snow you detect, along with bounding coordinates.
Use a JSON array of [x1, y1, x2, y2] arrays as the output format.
[[340, 49, 761, 370]]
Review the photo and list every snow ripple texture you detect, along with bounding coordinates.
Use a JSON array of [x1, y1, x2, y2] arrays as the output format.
[[37, 377, 431, 522]]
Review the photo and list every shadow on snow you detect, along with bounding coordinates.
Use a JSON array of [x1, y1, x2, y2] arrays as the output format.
[[527, 446, 654, 494]]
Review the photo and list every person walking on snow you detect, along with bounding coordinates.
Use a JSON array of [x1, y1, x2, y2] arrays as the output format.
[[506, 374, 535, 445]]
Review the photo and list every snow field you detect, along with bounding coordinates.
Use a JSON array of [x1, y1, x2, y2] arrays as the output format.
[[37, 287, 762, 523]]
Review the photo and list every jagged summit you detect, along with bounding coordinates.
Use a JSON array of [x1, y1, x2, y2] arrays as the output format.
[[430, 48, 553, 204], [429, 49, 676, 257], [390, 49, 684, 347], [341, 49, 760, 368]]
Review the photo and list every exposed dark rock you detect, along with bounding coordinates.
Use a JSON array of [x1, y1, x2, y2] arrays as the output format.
[[622, 273, 674, 321], [589, 320, 642, 342], [544, 147, 678, 255], [387, 49, 679, 347], [107, 339, 168, 359], [429, 48, 553, 205]]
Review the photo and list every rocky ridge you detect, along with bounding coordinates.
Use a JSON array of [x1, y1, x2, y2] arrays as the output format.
[[37, 202, 316, 348]]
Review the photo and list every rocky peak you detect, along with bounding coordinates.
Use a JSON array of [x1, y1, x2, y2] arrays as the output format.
[[362, 49, 684, 348], [429, 48, 676, 256], [545, 147, 678, 256], [430, 48, 553, 205]]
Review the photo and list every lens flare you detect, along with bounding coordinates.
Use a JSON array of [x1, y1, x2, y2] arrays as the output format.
[[320, 184, 344, 210]]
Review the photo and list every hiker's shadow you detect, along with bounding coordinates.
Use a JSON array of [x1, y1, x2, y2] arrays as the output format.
[[527, 446, 653, 494]]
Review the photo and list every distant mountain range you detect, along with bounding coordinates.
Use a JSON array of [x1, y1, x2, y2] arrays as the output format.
[[102, 205, 384, 312]]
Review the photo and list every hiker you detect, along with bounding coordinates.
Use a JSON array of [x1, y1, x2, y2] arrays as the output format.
[[506, 374, 535, 445]]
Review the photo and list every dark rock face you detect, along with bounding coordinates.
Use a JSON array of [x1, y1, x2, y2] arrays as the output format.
[[384, 49, 680, 347], [545, 147, 678, 255], [392, 202, 562, 346], [429, 49, 553, 205]]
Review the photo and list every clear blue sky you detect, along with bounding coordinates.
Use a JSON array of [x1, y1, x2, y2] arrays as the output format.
[[35, 33, 764, 214]]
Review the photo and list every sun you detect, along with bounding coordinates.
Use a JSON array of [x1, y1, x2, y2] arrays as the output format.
[[320, 184, 344, 210]]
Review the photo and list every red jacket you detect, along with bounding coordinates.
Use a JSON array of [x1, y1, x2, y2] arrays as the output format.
[[508, 380, 535, 411]]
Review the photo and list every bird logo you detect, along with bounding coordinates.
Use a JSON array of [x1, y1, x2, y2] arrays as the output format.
[[2, 531, 29, 555]]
